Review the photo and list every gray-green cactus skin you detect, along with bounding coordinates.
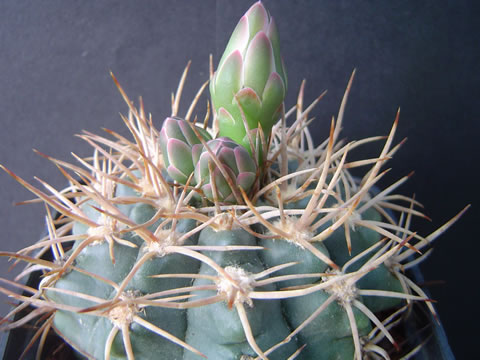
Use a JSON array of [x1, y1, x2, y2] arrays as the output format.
[[47, 181, 201, 359], [185, 228, 298, 360], [46, 174, 404, 360]]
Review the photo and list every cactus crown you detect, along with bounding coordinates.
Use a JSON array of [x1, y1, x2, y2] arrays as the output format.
[[0, 2, 467, 360]]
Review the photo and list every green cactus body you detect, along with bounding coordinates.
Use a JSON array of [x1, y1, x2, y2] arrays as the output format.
[[185, 228, 298, 360], [284, 289, 372, 360], [46, 180, 200, 359], [321, 205, 405, 313], [42, 174, 408, 360]]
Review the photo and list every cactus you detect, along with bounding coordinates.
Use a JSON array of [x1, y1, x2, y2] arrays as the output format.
[[0, 2, 468, 360]]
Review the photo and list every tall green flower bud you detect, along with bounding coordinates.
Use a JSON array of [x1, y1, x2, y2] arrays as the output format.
[[210, 1, 287, 157]]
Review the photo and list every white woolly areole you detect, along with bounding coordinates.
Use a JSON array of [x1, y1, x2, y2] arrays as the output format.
[[217, 266, 255, 307], [266, 183, 300, 205], [108, 291, 140, 329], [213, 212, 238, 231], [87, 213, 124, 244], [87, 224, 111, 239], [323, 270, 358, 306], [282, 183, 302, 201], [272, 216, 313, 248], [138, 176, 175, 212], [334, 206, 362, 231], [146, 229, 183, 257]]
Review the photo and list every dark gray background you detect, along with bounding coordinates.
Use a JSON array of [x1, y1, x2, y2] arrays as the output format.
[[0, 1, 477, 358]]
